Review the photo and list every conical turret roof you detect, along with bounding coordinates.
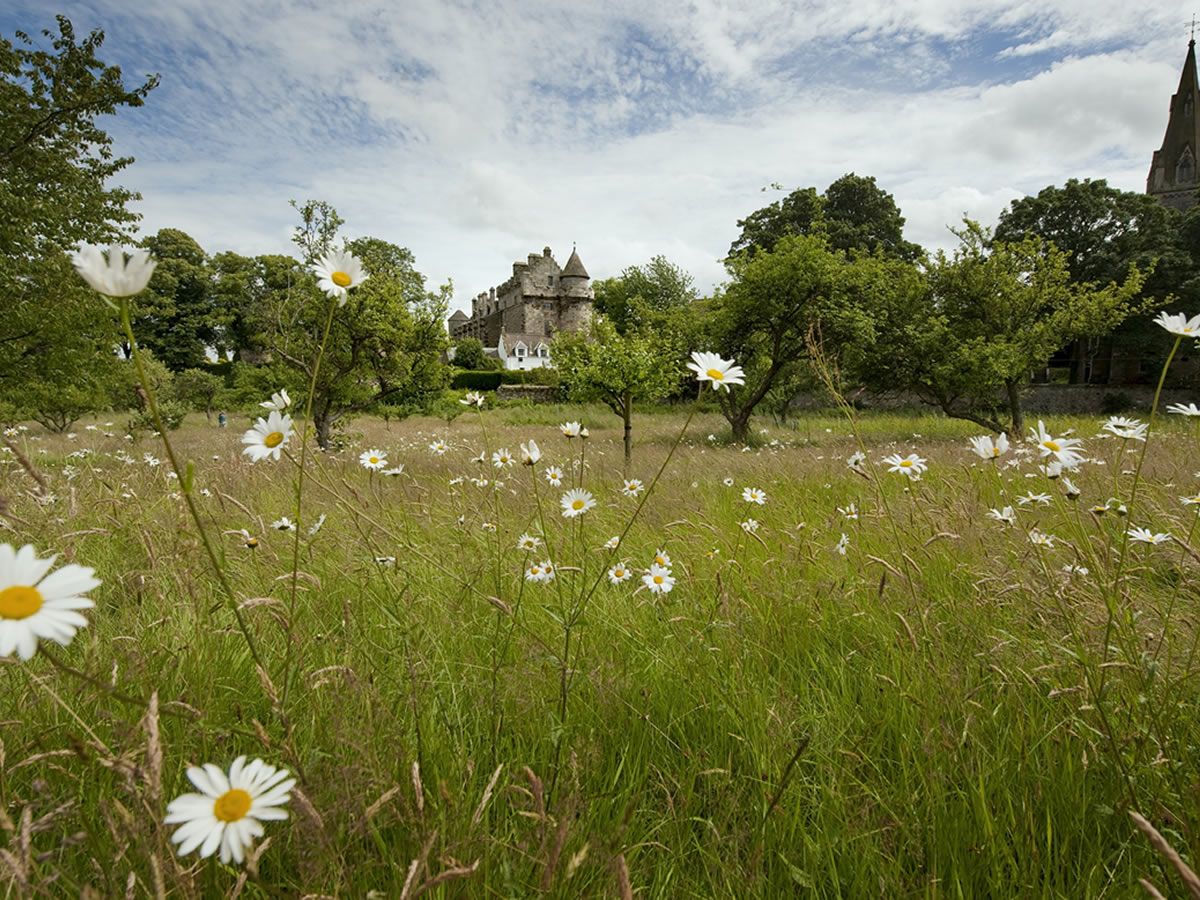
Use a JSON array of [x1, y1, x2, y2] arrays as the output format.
[[561, 248, 589, 279]]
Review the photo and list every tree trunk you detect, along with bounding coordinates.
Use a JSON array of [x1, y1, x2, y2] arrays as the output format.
[[731, 414, 751, 444], [314, 409, 332, 450], [622, 392, 633, 473], [1005, 380, 1024, 438]]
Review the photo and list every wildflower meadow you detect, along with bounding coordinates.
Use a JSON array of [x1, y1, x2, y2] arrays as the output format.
[[0, 244, 1199, 895]]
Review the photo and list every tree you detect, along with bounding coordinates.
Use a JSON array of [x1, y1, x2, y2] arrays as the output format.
[[728, 174, 922, 261], [266, 214, 451, 448], [175, 368, 224, 420], [131, 229, 224, 371], [592, 256, 696, 335], [994, 179, 1188, 382], [859, 222, 1149, 434], [553, 319, 681, 468], [453, 338, 490, 370], [710, 234, 880, 442]]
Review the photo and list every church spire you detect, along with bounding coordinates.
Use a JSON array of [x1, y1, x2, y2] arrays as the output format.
[[1147, 39, 1200, 210]]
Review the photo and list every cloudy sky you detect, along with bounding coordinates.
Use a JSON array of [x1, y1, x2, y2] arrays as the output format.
[[4, 1, 1195, 312]]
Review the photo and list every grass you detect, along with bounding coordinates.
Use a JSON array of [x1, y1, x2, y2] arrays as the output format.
[[2, 404, 1200, 896]]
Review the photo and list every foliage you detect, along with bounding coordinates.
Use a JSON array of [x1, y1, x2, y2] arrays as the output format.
[[710, 234, 882, 441], [174, 368, 225, 418], [859, 222, 1149, 433], [592, 256, 696, 335], [451, 370, 504, 390], [552, 319, 682, 463], [453, 337, 494, 370], [728, 173, 922, 261]]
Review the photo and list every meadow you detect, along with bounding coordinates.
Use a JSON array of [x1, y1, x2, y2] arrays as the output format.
[[3, 401, 1200, 897]]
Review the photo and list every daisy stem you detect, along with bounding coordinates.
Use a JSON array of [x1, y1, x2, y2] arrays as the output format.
[[281, 297, 337, 711], [39, 644, 189, 719], [117, 300, 267, 675]]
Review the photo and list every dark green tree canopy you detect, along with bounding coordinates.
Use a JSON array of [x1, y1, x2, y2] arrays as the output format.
[[592, 255, 696, 335], [728, 174, 922, 262]]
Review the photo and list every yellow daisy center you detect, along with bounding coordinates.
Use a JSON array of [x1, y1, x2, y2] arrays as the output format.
[[369, 456, 379, 464], [264, 431, 285, 448], [706, 368, 725, 381], [615, 569, 625, 577], [0, 585, 43, 620], [991, 447, 1000, 457], [899, 460, 912, 467], [1044, 440, 1060, 452], [572, 500, 585, 510], [653, 575, 664, 584], [213, 788, 252, 823], [331, 271, 352, 288], [655, 556, 665, 565]]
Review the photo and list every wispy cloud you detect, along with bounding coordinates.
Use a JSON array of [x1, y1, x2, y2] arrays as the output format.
[[2, 0, 1189, 308]]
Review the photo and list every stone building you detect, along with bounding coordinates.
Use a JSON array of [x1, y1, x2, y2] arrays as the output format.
[[448, 246, 594, 370], [1147, 39, 1200, 210]]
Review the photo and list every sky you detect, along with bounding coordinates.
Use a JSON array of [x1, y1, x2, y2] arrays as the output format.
[[5, 1, 1197, 314]]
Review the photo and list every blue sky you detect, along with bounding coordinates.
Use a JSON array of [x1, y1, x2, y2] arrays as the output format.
[[4, 1, 1194, 311]]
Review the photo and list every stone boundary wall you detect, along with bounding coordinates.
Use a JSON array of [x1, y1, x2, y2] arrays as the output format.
[[495, 384, 558, 403], [790, 384, 1198, 414]]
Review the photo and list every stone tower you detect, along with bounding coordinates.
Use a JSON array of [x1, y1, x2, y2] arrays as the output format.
[[1148, 39, 1200, 210]]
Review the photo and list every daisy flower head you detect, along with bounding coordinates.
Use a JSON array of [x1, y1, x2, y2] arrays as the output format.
[[969, 433, 1009, 460], [492, 448, 514, 468], [259, 389, 291, 412], [524, 561, 544, 582], [359, 449, 388, 470], [382, 465, 404, 477], [560, 421, 582, 439], [687, 351, 745, 392], [1018, 492, 1052, 507], [460, 391, 485, 408], [1030, 421, 1084, 469], [722, 477, 735, 487], [838, 503, 858, 520], [1167, 402, 1200, 417], [72, 243, 156, 298], [312, 248, 367, 304], [1028, 529, 1055, 548], [1154, 311, 1200, 337], [1128, 527, 1171, 545], [0, 543, 99, 661], [847, 451, 866, 471], [271, 517, 295, 532], [740, 518, 760, 534], [560, 488, 596, 518], [544, 466, 563, 487], [834, 533, 849, 555], [608, 562, 632, 584], [882, 453, 927, 479], [242, 411, 293, 463], [603, 535, 620, 550], [1181, 494, 1200, 506], [652, 549, 672, 569], [622, 478, 644, 497], [643, 563, 676, 594], [987, 506, 1017, 525], [520, 440, 541, 465], [164, 756, 295, 865], [1102, 416, 1147, 442], [742, 486, 767, 505], [516, 533, 541, 552], [429, 440, 447, 455]]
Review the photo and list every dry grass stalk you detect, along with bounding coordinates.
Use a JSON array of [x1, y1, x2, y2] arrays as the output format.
[[411, 761, 424, 814], [1129, 810, 1200, 899], [615, 853, 633, 900], [142, 691, 162, 807], [471, 764, 503, 827]]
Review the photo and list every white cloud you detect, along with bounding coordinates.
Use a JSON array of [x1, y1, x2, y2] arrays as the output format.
[[10, 0, 1191, 308]]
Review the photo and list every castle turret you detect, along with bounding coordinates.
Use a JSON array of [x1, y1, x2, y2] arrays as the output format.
[[1148, 39, 1200, 210], [559, 247, 591, 299]]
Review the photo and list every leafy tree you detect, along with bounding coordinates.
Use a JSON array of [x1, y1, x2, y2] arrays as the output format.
[[553, 319, 681, 468], [860, 222, 1149, 434], [131, 229, 223, 370], [710, 234, 880, 442], [174, 368, 224, 420], [453, 337, 490, 370], [995, 179, 1187, 382], [267, 219, 451, 448], [592, 256, 696, 335], [728, 174, 922, 261]]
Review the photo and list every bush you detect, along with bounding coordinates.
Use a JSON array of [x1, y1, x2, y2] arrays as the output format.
[[451, 370, 504, 390], [453, 338, 488, 370], [1101, 391, 1135, 414]]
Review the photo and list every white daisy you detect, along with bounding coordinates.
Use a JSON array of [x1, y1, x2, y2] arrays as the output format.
[[312, 249, 367, 304], [642, 564, 676, 593], [742, 486, 767, 505], [560, 488, 596, 518], [1167, 402, 1200, 417], [516, 533, 541, 552], [603, 536, 620, 550], [460, 391, 485, 408], [686, 351, 745, 392], [722, 477, 735, 487], [307, 513, 327, 536], [271, 517, 295, 532], [1018, 492, 1052, 506], [622, 479, 644, 497], [492, 448, 514, 468], [560, 421, 582, 438], [1128, 527, 1171, 545], [882, 453, 926, 479], [164, 756, 295, 865], [259, 390, 291, 412], [72, 243, 156, 298], [740, 518, 760, 534], [847, 451, 866, 471], [837, 503, 858, 520], [0, 543, 99, 660], [1154, 311, 1200, 337], [241, 412, 293, 463], [382, 465, 405, 477], [520, 440, 541, 465], [834, 533, 849, 555], [608, 562, 633, 584], [1028, 529, 1055, 548], [429, 440, 447, 455], [1062, 478, 1081, 499], [968, 433, 1009, 460], [1030, 421, 1085, 469], [359, 449, 387, 470], [1102, 416, 1147, 442], [987, 506, 1017, 525], [652, 549, 672, 569]]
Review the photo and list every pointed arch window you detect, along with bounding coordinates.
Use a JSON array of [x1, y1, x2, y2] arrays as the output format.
[[1178, 145, 1196, 184]]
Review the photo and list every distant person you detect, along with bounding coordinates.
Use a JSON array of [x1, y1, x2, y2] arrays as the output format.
[[217, 411, 227, 429]]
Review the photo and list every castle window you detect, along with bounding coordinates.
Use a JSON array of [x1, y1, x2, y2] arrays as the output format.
[[514, 342, 527, 358], [536, 343, 549, 358]]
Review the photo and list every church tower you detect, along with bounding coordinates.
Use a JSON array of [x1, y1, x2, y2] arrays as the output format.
[[1148, 39, 1200, 210]]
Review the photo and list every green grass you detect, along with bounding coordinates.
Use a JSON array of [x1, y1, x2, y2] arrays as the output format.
[[2, 406, 1200, 896]]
